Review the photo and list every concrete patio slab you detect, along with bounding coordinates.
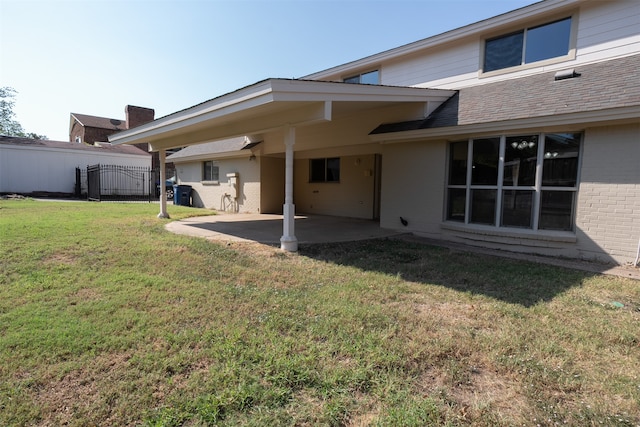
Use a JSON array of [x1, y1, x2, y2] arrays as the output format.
[[165, 213, 640, 280], [165, 213, 402, 245]]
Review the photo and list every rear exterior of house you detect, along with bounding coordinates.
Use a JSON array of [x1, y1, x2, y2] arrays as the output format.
[[119, 0, 639, 265]]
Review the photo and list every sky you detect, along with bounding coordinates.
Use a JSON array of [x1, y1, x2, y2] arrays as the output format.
[[1, 0, 539, 142]]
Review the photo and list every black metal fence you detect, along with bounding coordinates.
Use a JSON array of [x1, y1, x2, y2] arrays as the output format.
[[76, 164, 154, 202]]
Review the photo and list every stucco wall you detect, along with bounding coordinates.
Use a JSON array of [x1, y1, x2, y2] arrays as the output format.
[[0, 144, 150, 194], [175, 158, 261, 213], [294, 154, 378, 219], [380, 140, 447, 237], [260, 156, 285, 214], [576, 123, 640, 264]]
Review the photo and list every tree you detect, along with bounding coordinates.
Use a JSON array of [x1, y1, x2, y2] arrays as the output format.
[[0, 87, 47, 139]]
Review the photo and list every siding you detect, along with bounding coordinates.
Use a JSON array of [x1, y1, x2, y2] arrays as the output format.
[[377, 0, 640, 90], [576, 0, 640, 62]]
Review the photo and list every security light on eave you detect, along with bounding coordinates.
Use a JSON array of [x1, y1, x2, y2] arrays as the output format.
[[554, 69, 581, 81]]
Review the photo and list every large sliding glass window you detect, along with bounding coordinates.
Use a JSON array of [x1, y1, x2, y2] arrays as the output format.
[[446, 133, 581, 232], [483, 17, 572, 72]]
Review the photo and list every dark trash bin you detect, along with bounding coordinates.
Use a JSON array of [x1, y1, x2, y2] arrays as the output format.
[[174, 185, 192, 206]]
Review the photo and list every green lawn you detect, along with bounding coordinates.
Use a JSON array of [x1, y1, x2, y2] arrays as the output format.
[[1, 199, 638, 426]]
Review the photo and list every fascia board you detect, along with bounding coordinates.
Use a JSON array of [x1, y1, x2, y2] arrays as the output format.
[[110, 80, 277, 145], [371, 106, 640, 143], [304, 0, 582, 80], [110, 78, 456, 147], [270, 79, 455, 102], [70, 113, 84, 127]]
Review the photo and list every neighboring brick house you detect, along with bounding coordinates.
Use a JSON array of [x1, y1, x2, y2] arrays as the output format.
[[69, 105, 169, 171]]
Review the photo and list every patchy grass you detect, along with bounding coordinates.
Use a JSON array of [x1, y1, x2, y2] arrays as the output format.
[[1, 199, 639, 426]]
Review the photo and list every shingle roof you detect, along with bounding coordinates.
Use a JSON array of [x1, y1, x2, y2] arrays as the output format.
[[371, 54, 640, 134], [71, 113, 127, 130], [0, 135, 149, 156], [167, 137, 257, 161]]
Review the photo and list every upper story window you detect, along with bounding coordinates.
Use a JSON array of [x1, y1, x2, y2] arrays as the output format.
[[483, 17, 572, 73], [310, 157, 340, 183], [343, 70, 379, 85]]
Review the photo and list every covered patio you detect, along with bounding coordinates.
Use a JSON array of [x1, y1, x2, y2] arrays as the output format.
[[108, 78, 455, 251]]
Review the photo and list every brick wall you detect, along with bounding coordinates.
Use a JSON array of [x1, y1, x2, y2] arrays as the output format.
[[576, 123, 640, 264], [125, 105, 155, 129]]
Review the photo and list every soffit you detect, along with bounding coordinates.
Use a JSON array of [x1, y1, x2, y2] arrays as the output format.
[[108, 79, 454, 151]]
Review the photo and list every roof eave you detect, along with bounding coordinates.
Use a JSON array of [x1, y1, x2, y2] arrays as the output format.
[[109, 78, 455, 149], [370, 106, 640, 143]]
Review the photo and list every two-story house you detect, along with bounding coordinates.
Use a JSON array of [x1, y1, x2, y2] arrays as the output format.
[[109, 0, 640, 265]]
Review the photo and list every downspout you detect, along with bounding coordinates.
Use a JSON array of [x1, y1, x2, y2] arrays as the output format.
[[634, 236, 639, 267]]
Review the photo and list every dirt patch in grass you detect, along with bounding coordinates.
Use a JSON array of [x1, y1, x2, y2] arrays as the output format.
[[43, 253, 78, 266], [419, 366, 528, 424], [35, 353, 132, 426]]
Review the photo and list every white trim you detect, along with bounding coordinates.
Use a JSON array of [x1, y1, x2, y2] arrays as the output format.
[[108, 79, 454, 149]]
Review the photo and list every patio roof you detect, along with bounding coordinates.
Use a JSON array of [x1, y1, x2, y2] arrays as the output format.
[[108, 78, 455, 151]]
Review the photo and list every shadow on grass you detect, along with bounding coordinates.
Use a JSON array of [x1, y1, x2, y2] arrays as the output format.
[[298, 238, 591, 307]]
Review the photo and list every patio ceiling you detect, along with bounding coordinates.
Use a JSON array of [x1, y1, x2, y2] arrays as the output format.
[[108, 78, 455, 151]]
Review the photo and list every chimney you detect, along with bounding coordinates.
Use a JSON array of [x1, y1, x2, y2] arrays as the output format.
[[125, 105, 155, 129]]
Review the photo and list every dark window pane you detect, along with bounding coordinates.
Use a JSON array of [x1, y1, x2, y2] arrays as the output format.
[[504, 135, 538, 186], [525, 18, 571, 63], [448, 141, 468, 185], [501, 190, 533, 228], [203, 161, 215, 181], [484, 31, 524, 72], [343, 76, 360, 84], [542, 133, 581, 187], [326, 157, 340, 182], [471, 138, 500, 185], [470, 189, 496, 225], [310, 159, 326, 182], [360, 70, 379, 85], [539, 190, 574, 231], [447, 188, 466, 222]]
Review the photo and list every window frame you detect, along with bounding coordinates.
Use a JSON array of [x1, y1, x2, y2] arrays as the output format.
[[445, 133, 582, 233], [343, 69, 380, 85], [309, 157, 340, 183], [202, 160, 219, 184], [480, 14, 577, 76]]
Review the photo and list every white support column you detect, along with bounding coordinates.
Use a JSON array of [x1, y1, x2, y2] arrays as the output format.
[[280, 126, 298, 252], [157, 149, 170, 219]]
